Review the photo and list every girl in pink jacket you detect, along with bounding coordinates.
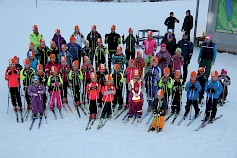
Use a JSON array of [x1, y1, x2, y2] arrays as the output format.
[[171, 48, 184, 76]]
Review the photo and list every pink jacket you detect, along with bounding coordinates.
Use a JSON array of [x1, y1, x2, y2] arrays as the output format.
[[171, 54, 184, 71], [124, 67, 137, 84], [142, 39, 157, 56]]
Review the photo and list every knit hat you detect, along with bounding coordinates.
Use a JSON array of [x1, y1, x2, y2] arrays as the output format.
[[160, 43, 166, 48], [157, 89, 164, 98], [75, 25, 79, 30], [175, 48, 182, 53], [92, 25, 96, 29], [114, 64, 120, 70], [128, 28, 133, 32], [50, 54, 55, 60], [206, 34, 213, 40], [211, 70, 218, 77], [111, 25, 116, 30], [37, 64, 43, 70], [198, 67, 205, 72], [221, 68, 227, 74], [33, 25, 38, 31], [97, 38, 102, 43], [164, 67, 170, 75], [72, 60, 79, 66], [190, 71, 197, 77], [51, 66, 58, 73], [55, 29, 60, 33], [24, 58, 30, 65]]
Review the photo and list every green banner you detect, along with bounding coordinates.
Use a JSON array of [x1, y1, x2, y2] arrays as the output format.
[[216, 0, 237, 34]]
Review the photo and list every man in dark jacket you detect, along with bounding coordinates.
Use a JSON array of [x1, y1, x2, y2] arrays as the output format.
[[181, 10, 193, 39], [164, 12, 179, 33], [178, 32, 194, 83]]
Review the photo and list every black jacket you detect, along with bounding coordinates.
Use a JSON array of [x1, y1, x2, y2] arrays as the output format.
[[87, 31, 102, 50], [182, 15, 193, 31], [164, 16, 179, 29], [105, 32, 121, 51], [123, 34, 139, 52]]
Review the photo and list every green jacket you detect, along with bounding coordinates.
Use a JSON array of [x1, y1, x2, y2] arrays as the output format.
[[29, 33, 43, 50], [20, 68, 35, 86], [158, 77, 173, 93]]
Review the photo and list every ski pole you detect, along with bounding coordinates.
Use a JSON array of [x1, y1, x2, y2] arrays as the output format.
[[98, 94, 109, 118], [7, 87, 10, 114], [190, 90, 194, 120]]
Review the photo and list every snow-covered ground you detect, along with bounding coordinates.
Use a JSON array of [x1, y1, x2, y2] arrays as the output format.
[[0, 0, 237, 158]]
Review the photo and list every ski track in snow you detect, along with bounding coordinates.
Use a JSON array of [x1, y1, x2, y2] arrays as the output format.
[[0, 0, 237, 158]]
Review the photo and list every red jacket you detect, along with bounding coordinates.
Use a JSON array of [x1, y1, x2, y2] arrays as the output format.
[[5, 68, 21, 88], [45, 61, 59, 75], [86, 82, 101, 100], [101, 85, 116, 102]]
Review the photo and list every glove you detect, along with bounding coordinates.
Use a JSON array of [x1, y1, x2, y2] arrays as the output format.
[[94, 86, 98, 90], [7, 70, 12, 76], [79, 74, 83, 80], [211, 62, 214, 66], [177, 20, 180, 23], [13, 69, 18, 74], [37, 90, 43, 94], [88, 87, 93, 91], [33, 93, 38, 96], [210, 89, 216, 93], [122, 35, 124, 39], [120, 77, 125, 83]]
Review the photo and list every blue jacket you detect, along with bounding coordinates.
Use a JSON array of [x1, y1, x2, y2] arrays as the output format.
[[177, 39, 194, 59], [112, 54, 127, 70], [30, 58, 38, 72], [198, 42, 217, 62], [58, 51, 71, 67], [67, 43, 81, 61], [145, 66, 162, 99], [204, 80, 223, 99], [185, 81, 202, 100]]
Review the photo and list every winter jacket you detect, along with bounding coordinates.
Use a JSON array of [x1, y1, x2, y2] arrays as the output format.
[[5, 68, 21, 87], [156, 51, 171, 72], [172, 79, 184, 96], [30, 58, 38, 72], [197, 75, 207, 89], [135, 57, 145, 77], [123, 34, 139, 52], [218, 75, 231, 87], [205, 80, 223, 99], [111, 71, 124, 90], [67, 42, 82, 62], [69, 69, 82, 86], [182, 15, 193, 31], [128, 79, 144, 92], [81, 47, 92, 58], [159, 77, 173, 93], [58, 51, 71, 67], [177, 39, 194, 60], [198, 42, 217, 62], [37, 46, 50, 66], [128, 91, 144, 106], [29, 33, 43, 50], [58, 65, 70, 82], [37, 72, 48, 87], [142, 39, 157, 56], [47, 75, 63, 91], [86, 82, 101, 100], [81, 63, 94, 81], [95, 45, 109, 62], [164, 16, 179, 29], [185, 80, 201, 100], [145, 66, 161, 98], [101, 85, 116, 102], [171, 54, 184, 71], [164, 40, 177, 56], [152, 98, 167, 116], [28, 84, 45, 97], [96, 70, 108, 86], [52, 34, 66, 52], [105, 32, 121, 51], [49, 47, 60, 62], [124, 67, 137, 84], [87, 31, 101, 50], [20, 68, 35, 87], [112, 54, 127, 70], [72, 32, 85, 47], [44, 61, 59, 75]]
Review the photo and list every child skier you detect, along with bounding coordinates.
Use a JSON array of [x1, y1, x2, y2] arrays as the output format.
[[95, 38, 109, 70], [149, 89, 167, 132], [111, 64, 125, 110], [156, 43, 171, 74], [86, 72, 101, 119], [37, 39, 50, 67], [45, 54, 59, 76], [69, 60, 83, 107], [218, 68, 231, 105], [28, 75, 45, 119], [101, 74, 116, 118], [170, 48, 184, 76], [81, 56, 94, 104], [81, 40, 92, 63], [171, 70, 184, 114], [184, 71, 201, 117], [49, 41, 60, 62], [158, 67, 173, 112], [36, 64, 48, 110], [5, 58, 23, 121], [58, 56, 71, 105], [134, 51, 145, 77], [96, 64, 108, 108], [13, 56, 23, 70], [204, 71, 223, 122], [28, 51, 38, 72], [128, 80, 144, 123], [197, 67, 207, 104], [112, 46, 127, 71], [58, 44, 71, 67], [47, 66, 63, 112], [145, 57, 162, 112], [20, 58, 35, 111]]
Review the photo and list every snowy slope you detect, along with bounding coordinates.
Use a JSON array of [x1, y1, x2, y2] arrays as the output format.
[[0, 0, 237, 158]]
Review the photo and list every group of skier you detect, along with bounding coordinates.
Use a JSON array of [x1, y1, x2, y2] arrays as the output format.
[[5, 23, 231, 131]]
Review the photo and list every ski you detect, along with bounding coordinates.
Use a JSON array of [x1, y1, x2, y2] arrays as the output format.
[[171, 113, 179, 124], [15, 111, 19, 122], [88, 119, 96, 130], [122, 113, 129, 121], [51, 109, 57, 120], [29, 118, 36, 130], [186, 111, 203, 126], [62, 104, 68, 113], [59, 109, 63, 119], [131, 115, 137, 124], [140, 112, 150, 122], [44, 111, 48, 124], [177, 115, 187, 125], [75, 106, 81, 118], [85, 119, 93, 130], [146, 113, 153, 125], [114, 108, 127, 120], [195, 115, 223, 131], [24, 110, 30, 121], [66, 103, 73, 112], [20, 112, 24, 123], [123, 117, 131, 124], [97, 118, 104, 129], [99, 118, 110, 129], [38, 116, 43, 128], [79, 106, 87, 116], [165, 113, 174, 122]]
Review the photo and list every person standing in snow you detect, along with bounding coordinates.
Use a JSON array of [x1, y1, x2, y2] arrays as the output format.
[[156, 43, 171, 74], [67, 36, 82, 65], [28, 51, 38, 72], [218, 69, 230, 105], [197, 67, 207, 104], [198, 34, 217, 78], [162, 33, 177, 56], [58, 44, 71, 67], [49, 41, 60, 63], [29, 25, 43, 50], [37, 39, 50, 67], [177, 32, 194, 83], [181, 10, 193, 40], [72, 25, 85, 48], [52, 29, 66, 52], [164, 12, 179, 33]]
